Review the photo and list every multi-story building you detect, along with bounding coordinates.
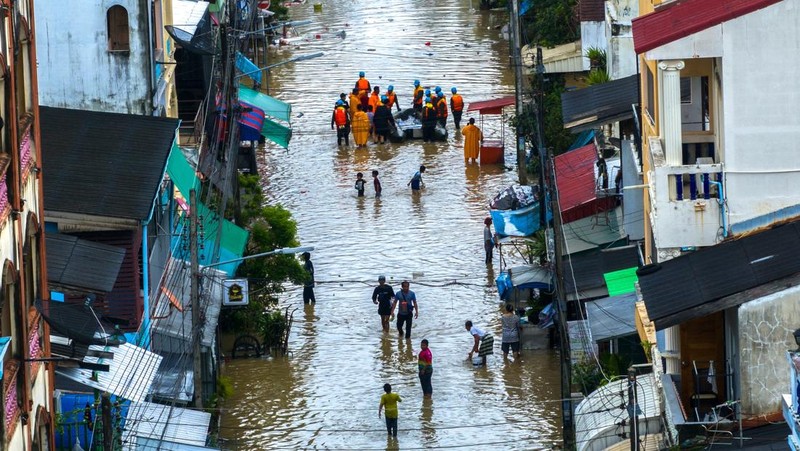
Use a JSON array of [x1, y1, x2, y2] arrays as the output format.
[[0, 0, 54, 449]]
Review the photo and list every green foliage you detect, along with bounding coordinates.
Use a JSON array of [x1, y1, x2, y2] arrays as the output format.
[[219, 175, 305, 334], [584, 47, 607, 71], [572, 353, 634, 395], [268, 3, 289, 21], [217, 375, 235, 400], [261, 309, 288, 350], [525, 230, 547, 264], [586, 69, 611, 86], [521, 0, 579, 47]]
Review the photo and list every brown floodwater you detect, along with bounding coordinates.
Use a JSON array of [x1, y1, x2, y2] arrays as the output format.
[[219, 1, 563, 449]]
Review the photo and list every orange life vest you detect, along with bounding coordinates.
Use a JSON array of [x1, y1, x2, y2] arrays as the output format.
[[386, 92, 397, 108], [413, 86, 424, 105], [369, 93, 380, 112], [334, 107, 348, 127], [436, 96, 448, 118], [450, 94, 464, 112], [356, 78, 370, 91]]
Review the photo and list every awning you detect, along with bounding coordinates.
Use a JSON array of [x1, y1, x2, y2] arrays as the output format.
[[46, 232, 126, 293], [150, 352, 193, 403], [522, 41, 585, 73], [262, 117, 293, 149], [0, 337, 9, 378], [238, 86, 291, 123], [563, 245, 640, 301], [603, 267, 638, 296], [586, 293, 637, 342], [561, 75, 639, 131], [640, 220, 800, 329], [497, 264, 554, 300], [57, 343, 163, 403], [467, 96, 516, 114], [166, 142, 200, 197], [165, 0, 215, 55], [121, 401, 212, 451], [36, 299, 124, 346], [170, 201, 249, 276], [150, 258, 226, 352]]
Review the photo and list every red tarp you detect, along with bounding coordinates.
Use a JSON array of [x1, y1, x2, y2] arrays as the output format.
[[632, 0, 781, 54], [467, 96, 516, 115], [554, 143, 615, 223]]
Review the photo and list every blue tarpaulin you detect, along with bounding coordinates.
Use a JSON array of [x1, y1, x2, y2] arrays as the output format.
[[520, 0, 533, 15], [236, 51, 262, 84], [568, 129, 595, 151], [490, 201, 551, 237]]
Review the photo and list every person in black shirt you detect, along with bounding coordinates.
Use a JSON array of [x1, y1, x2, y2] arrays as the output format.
[[372, 275, 395, 332], [302, 252, 315, 304]]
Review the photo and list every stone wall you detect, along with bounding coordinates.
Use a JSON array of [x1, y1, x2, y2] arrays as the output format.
[[738, 284, 800, 416]]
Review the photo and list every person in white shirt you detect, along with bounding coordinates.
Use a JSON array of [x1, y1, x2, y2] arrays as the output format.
[[465, 320, 494, 365]]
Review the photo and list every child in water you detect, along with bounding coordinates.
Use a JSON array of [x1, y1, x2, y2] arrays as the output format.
[[367, 105, 375, 142], [378, 383, 401, 437], [372, 170, 382, 197], [408, 165, 426, 191], [355, 172, 366, 197]]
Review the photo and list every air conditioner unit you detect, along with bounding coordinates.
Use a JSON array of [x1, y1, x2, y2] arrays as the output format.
[[223, 279, 249, 306]]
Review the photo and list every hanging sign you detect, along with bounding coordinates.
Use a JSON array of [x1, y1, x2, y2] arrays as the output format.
[[223, 279, 250, 306]]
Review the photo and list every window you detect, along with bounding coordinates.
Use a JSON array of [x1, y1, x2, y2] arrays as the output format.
[[680, 78, 691, 103], [107, 6, 130, 52]]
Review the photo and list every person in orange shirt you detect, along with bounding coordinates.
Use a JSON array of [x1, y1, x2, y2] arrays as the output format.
[[368, 86, 381, 114], [450, 87, 464, 128], [355, 71, 371, 95], [435, 89, 448, 129], [331, 100, 351, 146], [385, 85, 401, 111]]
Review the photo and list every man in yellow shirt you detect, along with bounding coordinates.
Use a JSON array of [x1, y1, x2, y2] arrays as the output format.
[[378, 383, 401, 437]]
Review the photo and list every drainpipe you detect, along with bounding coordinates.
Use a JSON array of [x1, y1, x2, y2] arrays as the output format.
[[139, 221, 151, 349], [146, 0, 156, 115], [710, 180, 728, 238]]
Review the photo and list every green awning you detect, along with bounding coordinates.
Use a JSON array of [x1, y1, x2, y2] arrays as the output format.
[[196, 201, 249, 276], [603, 267, 639, 297], [238, 86, 292, 124], [208, 0, 225, 13], [166, 143, 200, 196], [263, 118, 292, 149]]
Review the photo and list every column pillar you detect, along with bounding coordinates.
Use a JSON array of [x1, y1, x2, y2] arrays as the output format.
[[659, 60, 685, 166], [663, 326, 681, 374]]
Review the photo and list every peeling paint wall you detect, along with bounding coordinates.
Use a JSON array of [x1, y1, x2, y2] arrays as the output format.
[[738, 284, 800, 416], [35, 0, 151, 114]]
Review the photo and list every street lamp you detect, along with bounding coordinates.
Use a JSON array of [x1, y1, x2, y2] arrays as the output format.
[[204, 246, 315, 268]]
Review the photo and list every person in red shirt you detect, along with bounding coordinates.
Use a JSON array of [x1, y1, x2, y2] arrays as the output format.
[[418, 339, 433, 398]]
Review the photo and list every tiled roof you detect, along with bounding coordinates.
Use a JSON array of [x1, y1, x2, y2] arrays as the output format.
[[640, 219, 800, 329], [40, 107, 179, 220], [580, 0, 606, 22], [632, 0, 783, 54]]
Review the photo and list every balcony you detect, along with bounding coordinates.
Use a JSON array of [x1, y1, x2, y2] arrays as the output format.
[[3, 360, 20, 442], [648, 137, 723, 249]]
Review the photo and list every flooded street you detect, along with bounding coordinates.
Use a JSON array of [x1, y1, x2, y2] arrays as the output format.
[[220, 1, 563, 449]]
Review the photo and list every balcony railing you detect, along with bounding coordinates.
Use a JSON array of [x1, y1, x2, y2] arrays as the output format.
[[668, 166, 722, 201]]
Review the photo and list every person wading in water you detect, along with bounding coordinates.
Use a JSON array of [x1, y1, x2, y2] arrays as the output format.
[[372, 276, 395, 332]]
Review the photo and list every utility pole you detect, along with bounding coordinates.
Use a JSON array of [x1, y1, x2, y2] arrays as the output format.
[[190, 188, 203, 408], [509, 0, 528, 185], [548, 150, 575, 448], [101, 393, 112, 451], [535, 46, 547, 228], [628, 367, 639, 451]]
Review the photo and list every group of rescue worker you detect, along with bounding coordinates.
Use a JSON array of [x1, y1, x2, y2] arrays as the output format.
[[331, 71, 465, 146]]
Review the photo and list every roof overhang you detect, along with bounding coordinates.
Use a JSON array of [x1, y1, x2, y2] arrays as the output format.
[[122, 401, 213, 450], [166, 0, 214, 55], [467, 96, 516, 115], [561, 75, 639, 131], [586, 293, 638, 342], [522, 41, 585, 74], [46, 232, 126, 293]]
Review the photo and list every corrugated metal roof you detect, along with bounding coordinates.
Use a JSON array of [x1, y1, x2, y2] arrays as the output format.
[[640, 220, 800, 329], [561, 75, 639, 131], [150, 259, 226, 352], [632, 0, 783, 54], [136, 437, 219, 451], [150, 352, 193, 403], [575, 372, 660, 450], [172, 0, 209, 36], [580, 0, 606, 22], [466, 96, 516, 114], [57, 343, 163, 403], [46, 232, 126, 293], [564, 245, 640, 296], [521, 41, 585, 74], [555, 143, 597, 224], [122, 401, 211, 450], [40, 107, 180, 220], [586, 292, 637, 342]]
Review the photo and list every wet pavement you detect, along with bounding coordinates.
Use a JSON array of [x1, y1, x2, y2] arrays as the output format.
[[219, 1, 563, 449]]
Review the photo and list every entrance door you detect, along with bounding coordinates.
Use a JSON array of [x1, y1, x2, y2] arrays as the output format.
[[679, 312, 725, 413]]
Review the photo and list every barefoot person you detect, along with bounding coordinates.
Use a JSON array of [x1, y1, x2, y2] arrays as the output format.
[[501, 304, 521, 360], [378, 383, 401, 437], [390, 281, 418, 339], [372, 276, 395, 332]]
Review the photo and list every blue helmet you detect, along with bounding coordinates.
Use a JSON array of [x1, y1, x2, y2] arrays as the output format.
[[388, 85, 394, 91], [425, 89, 431, 96], [336, 99, 344, 106], [435, 86, 442, 93], [425, 97, 432, 103], [451, 87, 457, 94], [359, 71, 365, 77], [381, 95, 388, 103], [414, 80, 420, 87]]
